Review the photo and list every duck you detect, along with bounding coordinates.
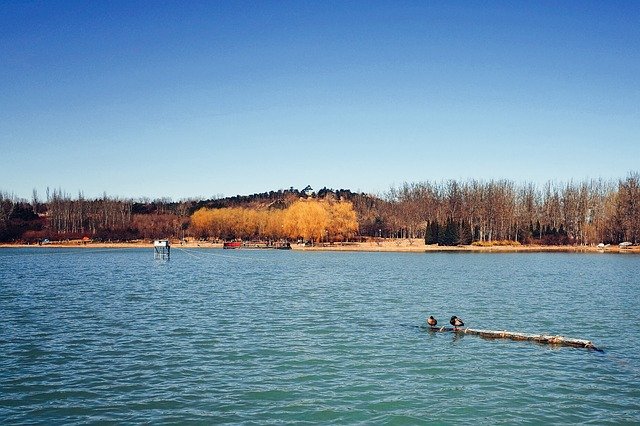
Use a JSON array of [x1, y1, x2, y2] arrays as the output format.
[[427, 316, 437, 328], [450, 315, 464, 330]]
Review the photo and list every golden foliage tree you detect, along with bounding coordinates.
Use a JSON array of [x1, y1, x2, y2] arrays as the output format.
[[326, 200, 359, 241], [283, 200, 329, 242], [263, 209, 285, 239], [190, 199, 358, 242], [190, 208, 213, 238]]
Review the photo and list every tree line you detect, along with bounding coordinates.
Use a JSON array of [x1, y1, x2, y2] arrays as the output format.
[[190, 198, 358, 242], [1, 173, 638, 245], [377, 173, 640, 245], [0, 188, 194, 242]]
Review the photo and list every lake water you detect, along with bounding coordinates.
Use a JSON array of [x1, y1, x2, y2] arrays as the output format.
[[1, 248, 639, 424]]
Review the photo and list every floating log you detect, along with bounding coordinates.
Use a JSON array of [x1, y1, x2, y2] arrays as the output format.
[[427, 326, 600, 351]]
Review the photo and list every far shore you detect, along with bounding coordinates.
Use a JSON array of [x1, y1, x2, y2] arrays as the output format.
[[1, 239, 638, 254]]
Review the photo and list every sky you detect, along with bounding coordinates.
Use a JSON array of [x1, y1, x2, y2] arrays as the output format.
[[1, 1, 638, 201]]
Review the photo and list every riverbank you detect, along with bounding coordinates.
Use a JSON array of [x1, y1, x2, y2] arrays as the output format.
[[293, 239, 640, 253], [1, 239, 638, 253]]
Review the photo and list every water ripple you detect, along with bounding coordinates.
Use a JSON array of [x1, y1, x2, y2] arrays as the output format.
[[1, 249, 639, 424]]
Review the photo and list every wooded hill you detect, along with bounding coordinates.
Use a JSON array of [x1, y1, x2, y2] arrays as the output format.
[[1, 173, 639, 246]]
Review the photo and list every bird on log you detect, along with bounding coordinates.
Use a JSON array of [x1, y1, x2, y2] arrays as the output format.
[[450, 316, 464, 330], [427, 316, 437, 328], [423, 317, 600, 351]]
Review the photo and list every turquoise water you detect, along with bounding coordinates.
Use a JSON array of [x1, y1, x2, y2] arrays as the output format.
[[1, 248, 639, 424]]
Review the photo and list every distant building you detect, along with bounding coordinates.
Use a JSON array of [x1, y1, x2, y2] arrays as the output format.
[[303, 185, 314, 197]]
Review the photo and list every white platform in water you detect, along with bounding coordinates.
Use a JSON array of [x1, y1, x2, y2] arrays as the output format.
[[154, 240, 170, 247]]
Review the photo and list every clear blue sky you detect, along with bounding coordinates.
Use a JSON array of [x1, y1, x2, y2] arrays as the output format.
[[1, 1, 638, 200]]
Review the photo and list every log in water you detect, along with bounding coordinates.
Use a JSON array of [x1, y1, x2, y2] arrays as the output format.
[[428, 326, 599, 351]]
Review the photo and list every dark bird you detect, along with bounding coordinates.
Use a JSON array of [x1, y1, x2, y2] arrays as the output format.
[[450, 316, 464, 330], [427, 316, 437, 328]]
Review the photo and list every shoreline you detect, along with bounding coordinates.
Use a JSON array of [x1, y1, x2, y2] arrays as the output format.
[[1, 239, 638, 254]]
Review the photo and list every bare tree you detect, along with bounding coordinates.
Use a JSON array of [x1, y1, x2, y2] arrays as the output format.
[[617, 173, 640, 243], [0, 191, 17, 232]]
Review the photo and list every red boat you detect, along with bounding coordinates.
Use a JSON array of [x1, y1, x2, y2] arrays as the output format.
[[223, 241, 242, 249]]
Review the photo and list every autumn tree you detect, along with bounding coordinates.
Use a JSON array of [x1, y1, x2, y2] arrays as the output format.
[[283, 200, 329, 242], [325, 200, 359, 241], [190, 198, 358, 243]]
